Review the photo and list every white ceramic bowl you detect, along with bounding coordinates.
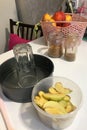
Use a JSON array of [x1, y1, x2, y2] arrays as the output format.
[[32, 76, 83, 130]]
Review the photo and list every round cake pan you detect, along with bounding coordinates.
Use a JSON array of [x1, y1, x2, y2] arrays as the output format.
[[0, 54, 54, 103]]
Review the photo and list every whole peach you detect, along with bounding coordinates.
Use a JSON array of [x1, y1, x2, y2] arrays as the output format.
[[42, 13, 52, 21], [63, 14, 72, 27], [65, 14, 72, 21]]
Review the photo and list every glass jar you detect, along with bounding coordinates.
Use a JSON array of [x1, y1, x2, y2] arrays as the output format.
[[64, 45, 77, 61], [47, 31, 64, 58], [64, 33, 79, 61]]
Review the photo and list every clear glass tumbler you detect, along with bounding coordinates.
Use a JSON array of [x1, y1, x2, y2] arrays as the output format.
[[47, 31, 64, 58], [13, 44, 37, 88], [64, 33, 79, 61]]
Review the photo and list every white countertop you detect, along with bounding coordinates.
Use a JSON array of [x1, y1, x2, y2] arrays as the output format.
[[0, 37, 87, 130]]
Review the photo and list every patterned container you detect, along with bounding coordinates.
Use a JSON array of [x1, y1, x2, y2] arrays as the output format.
[[41, 13, 87, 45]]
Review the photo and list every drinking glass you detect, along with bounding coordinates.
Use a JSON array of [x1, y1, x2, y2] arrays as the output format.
[[13, 44, 37, 88], [47, 31, 64, 58]]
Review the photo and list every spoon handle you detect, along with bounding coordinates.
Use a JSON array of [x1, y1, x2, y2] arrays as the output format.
[[0, 97, 15, 130]]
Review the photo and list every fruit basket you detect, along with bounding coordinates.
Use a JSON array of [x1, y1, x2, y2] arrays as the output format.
[[41, 13, 87, 45]]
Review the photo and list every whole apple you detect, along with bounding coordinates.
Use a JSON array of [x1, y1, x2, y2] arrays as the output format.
[[52, 11, 66, 21]]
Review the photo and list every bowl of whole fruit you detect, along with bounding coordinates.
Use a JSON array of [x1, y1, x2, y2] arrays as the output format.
[[40, 11, 87, 45], [32, 76, 83, 130]]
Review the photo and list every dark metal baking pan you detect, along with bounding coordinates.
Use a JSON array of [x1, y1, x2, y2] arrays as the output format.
[[0, 54, 54, 103]]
